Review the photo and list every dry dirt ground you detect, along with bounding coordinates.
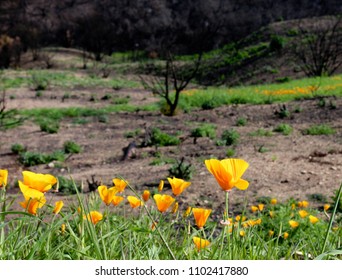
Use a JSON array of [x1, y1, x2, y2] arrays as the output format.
[[1, 70, 342, 218]]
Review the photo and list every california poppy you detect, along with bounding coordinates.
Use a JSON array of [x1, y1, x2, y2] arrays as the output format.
[[193, 237, 210, 251], [98, 185, 117, 205], [53, 200, 64, 214], [167, 177, 191, 196], [112, 178, 128, 193], [20, 171, 57, 193], [20, 196, 46, 215], [205, 158, 249, 191], [84, 211, 103, 225], [153, 194, 175, 213], [127, 196, 143, 208], [0, 169, 8, 188], [192, 208, 212, 229]]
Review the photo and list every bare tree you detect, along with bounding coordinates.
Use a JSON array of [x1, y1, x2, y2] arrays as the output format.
[[141, 51, 202, 116], [293, 16, 342, 77]]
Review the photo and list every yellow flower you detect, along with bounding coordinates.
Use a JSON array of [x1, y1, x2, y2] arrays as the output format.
[[204, 158, 249, 192], [239, 230, 245, 237], [309, 215, 319, 224], [127, 196, 143, 208], [158, 180, 164, 192], [235, 215, 246, 222], [183, 206, 192, 218], [298, 200, 309, 208], [84, 211, 103, 225], [167, 177, 191, 196], [112, 178, 128, 193], [270, 198, 277, 205], [171, 202, 179, 214], [324, 204, 330, 211], [268, 230, 274, 237], [251, 205, 259, 213], [98, 185, 117, 206], [291, 203, 296, 210], [289, 220, 299, 228], [61, 223, 66, 234], [193, 237, 210, 251], [283, 232, 289, 239], [153, 194, 175, 213], [53, 200, 64, 214], [112, 195, 124, 206], [0, 169, 8, 187], [142, 190, 150, 202], [19, 196, 46, 215], [192, 208, 212, 229], [298, 210, 309, 218], [19, 181, 45, 200], [258, 204, 264, 211], [20, 171, 57, 193]]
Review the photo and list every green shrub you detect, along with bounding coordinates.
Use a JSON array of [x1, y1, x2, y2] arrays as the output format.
[[39, 120, 60, 134], [273, 124, 293, 135], [304, 124, 336, 135], [269, 35, 285, 52], [150, 128, 181, 146], [190, 124, 216, 139], [19, 150, 65, 167], [249, 128, 273, 137], [57, 176, 81, 195], [217, 129, 240, 146], [11, 143, 26, 154], [31, 72, 49, 91], [63, 141, 82, 154], [236, 117, 247, 126], [226, 148, 235, 157], [168, 158, 194, 180]]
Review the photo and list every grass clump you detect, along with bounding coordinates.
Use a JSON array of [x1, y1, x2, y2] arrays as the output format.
[[39, 119, 60, 134], [217, 129, 240, 146], [190, 124, 216, 140], [11, 143, 26, 154], [149, 128, 181, 147], [19, 150, 65, 167], [304, 124, 336, 135], [63, 141, 82, 154], [273, 124, 293, 135]]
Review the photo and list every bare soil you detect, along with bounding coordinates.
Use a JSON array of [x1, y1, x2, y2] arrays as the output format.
[[2, 78, 342, 219]]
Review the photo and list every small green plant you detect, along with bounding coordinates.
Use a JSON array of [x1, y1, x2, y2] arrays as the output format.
[[226, 148, 235, 157], [304, 124, 336, 135], [39, 120, 60, 134], [11, 143, 26, 154], [249, 128, 273, 137], [274, 104, 290, 119], [57, 176, 82, 194], [168, 157, 194, 180], [19, 150, 65, 167], [217, 129, 240, 146], [124, 129, 141, 138], [31, 72, 49, 91], [190, 124, 216, 144], [63, 141, 82, 154], [149, 128, 181, 147], [257, 145, 269, 153], [236, 117, 247, 126], [273, 124, 293, 135]]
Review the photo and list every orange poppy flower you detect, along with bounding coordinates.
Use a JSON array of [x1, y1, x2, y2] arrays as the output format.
[[270, 198, 277, 205], [142, 190, 150, 202], [84, 211, 103, 225], [193, 237, 210, 251], [309, 215, 319, 224], [158, 180, 164, 192], [171, 202, 179, 214], [192, 208, 212, 228], [112, 195, 124, 206], [283, 232, 289, 239], [0, 169, 8, 188], [20, 171, 57, 193], [53, 200, 64, 214], [127, 196, 144, 208], [324, 204, 330, 211], [205, 158, 249, 191], [289, 220, 299, 228], [98, 185, 117, 205], [153, 194, 175, 213], [112, 178, 128, 193], [183, 206, 192, 218], [20, 196, 46, 215], [298, 210, 308, 218], [167, 177, 191, 196]]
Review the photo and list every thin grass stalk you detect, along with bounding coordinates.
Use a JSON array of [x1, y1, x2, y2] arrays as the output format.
[[321, 182, 342, 255], [126, 183, 176, 260]]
